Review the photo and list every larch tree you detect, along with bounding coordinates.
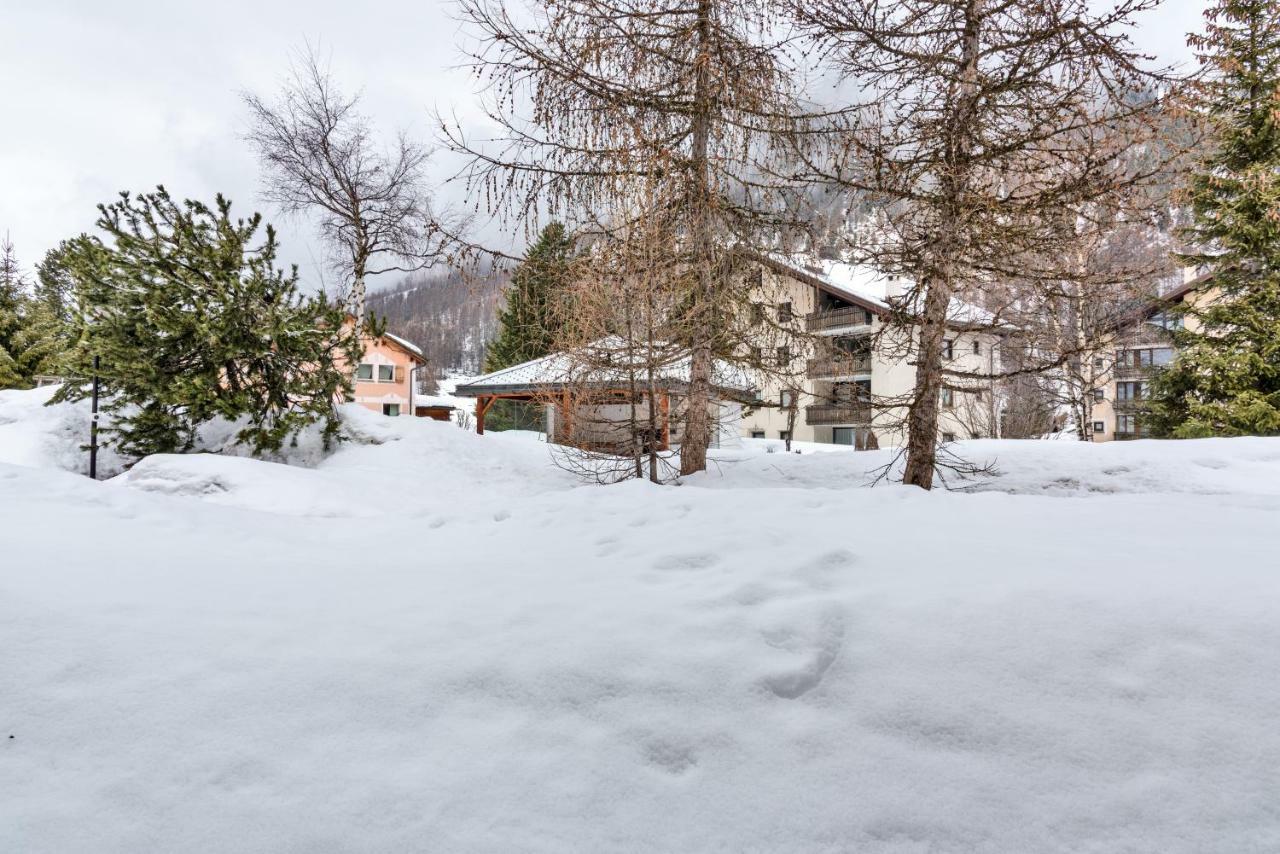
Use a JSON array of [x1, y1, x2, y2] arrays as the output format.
[[1150, 0, 1280, 437], [792, 0, 1177, 488], [244, 48, 451, 325], [443, 0, 814, 475]]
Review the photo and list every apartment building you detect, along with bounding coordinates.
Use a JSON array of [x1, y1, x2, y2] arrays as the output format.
[[740, 255, 1001, 449], [1089, 272, 1215, 441]]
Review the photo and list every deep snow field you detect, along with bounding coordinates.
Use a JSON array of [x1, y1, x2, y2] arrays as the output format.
[[3, 386, 1280, 853]]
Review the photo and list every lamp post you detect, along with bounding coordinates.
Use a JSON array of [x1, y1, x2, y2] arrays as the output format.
[[89, 355, 100, 480]]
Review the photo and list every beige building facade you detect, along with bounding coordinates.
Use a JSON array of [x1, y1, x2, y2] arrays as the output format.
[[1089, 274, 1215, 442], [739, 257, 1001, 449]]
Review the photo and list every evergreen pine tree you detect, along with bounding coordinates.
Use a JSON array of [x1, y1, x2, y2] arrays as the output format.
[[12, 243, 76, 381], [52, 187, 362, 458], [1150, 1, 1280, 437], [0, 234, 28, 388], [482, 223, 575, 431], [484, 223, 575, 372]]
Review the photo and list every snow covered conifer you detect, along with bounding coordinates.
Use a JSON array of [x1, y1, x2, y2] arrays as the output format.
[[52, 187, 362, 458], [1151, 0, 1280, 437]]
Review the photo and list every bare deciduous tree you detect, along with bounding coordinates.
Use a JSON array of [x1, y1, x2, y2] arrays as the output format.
[[244, 48, 452, 324]]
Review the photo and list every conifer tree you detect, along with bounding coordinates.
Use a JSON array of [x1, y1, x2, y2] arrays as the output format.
[[484, 223, 574, 373], [1151, 0, 1280, 437], [481, 223, 576, 431], [52, 187, 362, 458], [12, 243, 76, 380], [0, 234, 27, 388]]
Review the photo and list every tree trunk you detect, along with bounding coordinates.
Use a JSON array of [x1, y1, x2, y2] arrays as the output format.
[[902, 279, 952, 488], [679, 0, 716, 477], [901, 0, 982, 490]]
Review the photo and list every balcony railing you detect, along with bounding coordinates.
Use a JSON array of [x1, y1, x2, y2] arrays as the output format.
[[806, 353, 872, 379], [804, 306, 874, 334], [805, 403, 872, 425], [1112, 396, 1149, 411], [1114, 364, 1165, 381]]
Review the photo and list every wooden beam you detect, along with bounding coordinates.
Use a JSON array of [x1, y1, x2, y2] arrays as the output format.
[[660, 391, 671, 451]]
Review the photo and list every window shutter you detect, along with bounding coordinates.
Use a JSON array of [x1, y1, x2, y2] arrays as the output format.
[[395, 365, 404, 383]]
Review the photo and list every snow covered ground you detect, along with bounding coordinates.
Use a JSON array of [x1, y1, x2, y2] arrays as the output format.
[[3, 386, 1280, 853]]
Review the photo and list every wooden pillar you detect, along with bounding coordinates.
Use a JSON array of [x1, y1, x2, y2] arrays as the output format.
[[659, 391, 671, 451], [476, 396, 491, 435], [560, 390, 573, 445]]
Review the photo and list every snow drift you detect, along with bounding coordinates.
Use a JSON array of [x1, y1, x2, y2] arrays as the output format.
[[1, 386, 1278, 853]]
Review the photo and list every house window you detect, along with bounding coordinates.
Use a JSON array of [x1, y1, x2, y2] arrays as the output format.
[[779, 430, 792, 441], [1149, 310, 1183, 331], [777, 301, 794, 323], [1093, 357, 1105, 371], [383, 403, 400, 417], [973, 340, 981, 355], [943, 339, 954, 359], [751, 303, 765, 325], [1117, 381, 1145, 401], [1092, 421, 1105, 434], [1093, 388, 1105, 401], [942, 432, 957, 443], [750, 346, 763, 365], [1117, 414, 1137, 434], [776, 346, 791, 366], [356, 364, 374, 381], [940, 388, 954, 408], [750, 429, 765, 439], [780, 389, 798, 409], [377, 364, 396, 382]]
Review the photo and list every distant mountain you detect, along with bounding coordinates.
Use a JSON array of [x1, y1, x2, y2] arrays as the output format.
[[367, 267, 509, 390]]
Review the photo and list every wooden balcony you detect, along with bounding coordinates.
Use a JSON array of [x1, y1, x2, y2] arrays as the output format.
[[805, 403, 872, 425], [804, 306, 874, 334], [806, 353, 872, 379]]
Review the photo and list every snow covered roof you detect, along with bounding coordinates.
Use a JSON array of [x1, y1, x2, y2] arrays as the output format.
[[414, 396, 457, 410], [454, 338, 757, 400], [753, 252, 997, 330], [383, 332, 425, 359]]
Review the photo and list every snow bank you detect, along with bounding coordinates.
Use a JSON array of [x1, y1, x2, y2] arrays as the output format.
[[711, 435, 1280, 497], [0, 385, 131, 477], [3, 396, 1280, 852]]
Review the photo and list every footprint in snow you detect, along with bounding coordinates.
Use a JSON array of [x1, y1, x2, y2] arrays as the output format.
[[652, 552, 720, 572], [759, 607, 846, 700]]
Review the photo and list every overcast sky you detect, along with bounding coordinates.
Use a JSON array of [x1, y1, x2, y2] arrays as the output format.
[[1, 0, 1202, 291]]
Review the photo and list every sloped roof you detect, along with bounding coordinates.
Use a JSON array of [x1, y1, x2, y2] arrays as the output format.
[[384, 332, 424, 358], [454, 337, 757, 400], [750, 251, 996, 329]]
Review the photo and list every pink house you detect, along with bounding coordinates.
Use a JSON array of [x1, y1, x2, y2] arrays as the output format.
[[346, 325, 428, 417]]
